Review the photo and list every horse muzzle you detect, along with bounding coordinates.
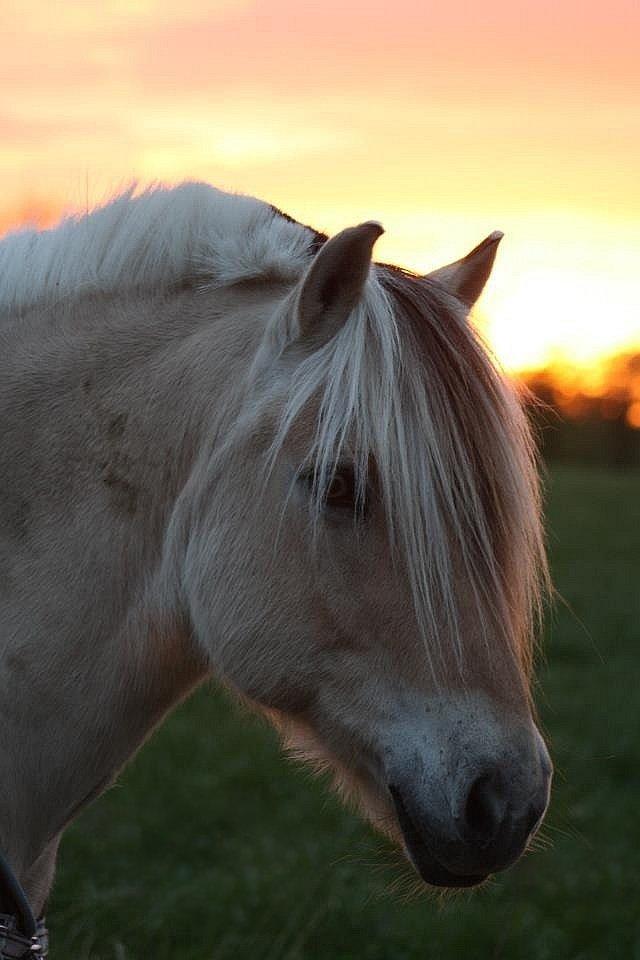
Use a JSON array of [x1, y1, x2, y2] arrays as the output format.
[[386, 728, 552, 888]]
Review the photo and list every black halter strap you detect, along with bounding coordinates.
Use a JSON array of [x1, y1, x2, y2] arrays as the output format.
[[0, 854, 48, 958]]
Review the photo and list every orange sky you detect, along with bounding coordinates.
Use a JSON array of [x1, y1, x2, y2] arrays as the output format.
[[1, 0, 639, 373]]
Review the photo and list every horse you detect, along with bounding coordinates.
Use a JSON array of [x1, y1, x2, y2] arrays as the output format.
[[0, 181, 552, 955]]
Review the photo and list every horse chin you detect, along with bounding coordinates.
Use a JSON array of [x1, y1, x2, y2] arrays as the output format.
[[410, 857, 488, 889], [397, 821, 490, 889], [262, 712, 494, 891]]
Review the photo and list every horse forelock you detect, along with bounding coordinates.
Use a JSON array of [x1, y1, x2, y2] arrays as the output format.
[[264, 262, 547, 684], [0, 178, 546, 684]]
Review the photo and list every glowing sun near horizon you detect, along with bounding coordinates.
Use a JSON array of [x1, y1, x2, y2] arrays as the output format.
[[1, 0, 638, 385]]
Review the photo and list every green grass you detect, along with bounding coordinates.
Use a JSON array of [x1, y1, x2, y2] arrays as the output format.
[[50, 466, 640, 959]]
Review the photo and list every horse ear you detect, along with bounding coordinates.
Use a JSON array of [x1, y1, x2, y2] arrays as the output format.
[[426, 231, 503, 309], [296, 221, 384, 342]]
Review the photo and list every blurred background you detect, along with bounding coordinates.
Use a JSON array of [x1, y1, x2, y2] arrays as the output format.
[[1, 1, 638, 957], [3, 0, 640, 462]]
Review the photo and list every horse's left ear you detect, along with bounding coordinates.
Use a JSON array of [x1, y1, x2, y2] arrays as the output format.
[[296, 221, 384, 343], [426, 231, 503, 310]]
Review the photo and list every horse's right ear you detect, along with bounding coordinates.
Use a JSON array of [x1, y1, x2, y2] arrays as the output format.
[[426, 231, 503, 310], [296, 221, 384, 343]]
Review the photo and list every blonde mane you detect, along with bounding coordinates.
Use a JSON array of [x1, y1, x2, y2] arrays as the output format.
[[0, 181, 320, 314], [257, 265, 546, 678], [0, 179, 546, 678]]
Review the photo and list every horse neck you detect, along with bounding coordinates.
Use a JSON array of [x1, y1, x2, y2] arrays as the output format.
[[0, 282, 267, 914]]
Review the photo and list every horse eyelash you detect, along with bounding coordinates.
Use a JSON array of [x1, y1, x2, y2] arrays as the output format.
[[298, 463, 368, 516]]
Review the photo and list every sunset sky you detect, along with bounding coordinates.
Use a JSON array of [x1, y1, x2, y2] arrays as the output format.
[[1, 0, 638, 375]]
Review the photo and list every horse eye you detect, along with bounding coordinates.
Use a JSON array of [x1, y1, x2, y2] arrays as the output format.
[[300, 465, 365, 514], [325, 469, 354, 507]]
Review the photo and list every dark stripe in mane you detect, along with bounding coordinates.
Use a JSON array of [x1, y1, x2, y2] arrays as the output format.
[[268, 203, 328, 255]]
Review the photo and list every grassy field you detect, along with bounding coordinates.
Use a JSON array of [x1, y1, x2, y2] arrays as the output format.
[[49, 466, 640, 959]]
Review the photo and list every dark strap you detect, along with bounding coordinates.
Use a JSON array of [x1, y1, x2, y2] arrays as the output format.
[[0, 852, 47, 957], [0, 916, 48, 958], [0, 854, 35, 940]]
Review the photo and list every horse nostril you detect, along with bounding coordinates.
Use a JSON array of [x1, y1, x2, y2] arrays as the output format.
[[461, 773, 505, 845]]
